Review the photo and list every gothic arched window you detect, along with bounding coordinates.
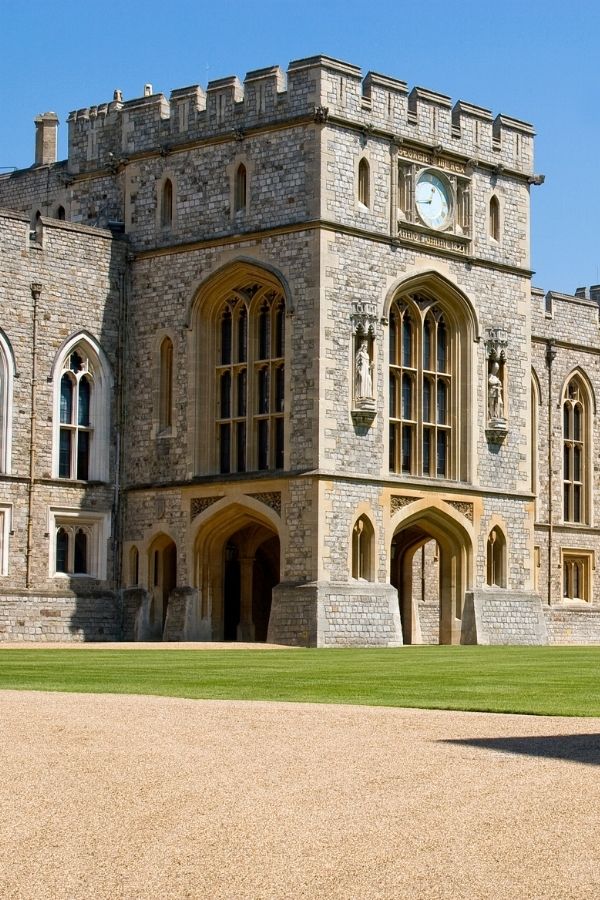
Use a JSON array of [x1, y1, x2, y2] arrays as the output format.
[[389, 292, 459, 479], [234, 164, 247, 213], [159, 337, 173, 431], [486, 527, 507, 588], [489, 195, 500, 241], [358, 158, 370, 208], [0, 332, 13, 474], [215, 286, 285, 474], [161, 178, 173, 228], [53, 337, 111, 482], [352, 515, 375, 581], [563, 376, 589, 523]]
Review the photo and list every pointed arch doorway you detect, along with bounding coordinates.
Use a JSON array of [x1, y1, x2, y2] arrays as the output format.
[[390, 507, 472, 645], [195, 504, 280, 642]]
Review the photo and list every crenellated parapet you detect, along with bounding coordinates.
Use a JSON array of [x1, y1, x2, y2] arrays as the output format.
[[66, 55, 535, 175]]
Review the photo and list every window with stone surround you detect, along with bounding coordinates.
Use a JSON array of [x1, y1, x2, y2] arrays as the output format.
[[358, 158, 370, 208], [562, 375, 590, 524], [352, 515, 375, 581], [486, 527, 507, 588], [0, 504, 11, 576], [234, 164, 247, 213], [389, 295, 453, 478], [161, 178, 173, 228], [159, 337, 173, 432], [489, 195, 500, 241], [49, 509, 110, 580], [52, 336, 111, 482], [0, 331, 13, 474], [561, 550, 592, 602], [215, 285, 285, 474]]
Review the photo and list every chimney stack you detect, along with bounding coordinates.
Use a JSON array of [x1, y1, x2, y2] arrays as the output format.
[[34, 112, 59, 166]]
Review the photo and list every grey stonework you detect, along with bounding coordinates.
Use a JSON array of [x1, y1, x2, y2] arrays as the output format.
[[0, 55, 599, 645]]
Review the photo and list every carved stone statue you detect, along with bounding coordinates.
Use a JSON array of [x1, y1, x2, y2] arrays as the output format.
[[488, 361, 504, 420], [355, 339, 373, 400]]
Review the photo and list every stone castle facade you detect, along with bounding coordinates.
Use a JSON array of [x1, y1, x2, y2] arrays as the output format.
[[1, 55, 599, 644]]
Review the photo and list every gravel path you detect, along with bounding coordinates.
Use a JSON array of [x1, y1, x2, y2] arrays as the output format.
[[1, 690, 599, 899]]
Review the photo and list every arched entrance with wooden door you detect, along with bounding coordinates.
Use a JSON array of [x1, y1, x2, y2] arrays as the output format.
[[148, 533, 177, 639], [390, 503, 472, 644], [194, 500, 280, 642]]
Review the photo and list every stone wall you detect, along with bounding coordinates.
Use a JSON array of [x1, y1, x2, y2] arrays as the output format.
[[0, 593, 121, 641]]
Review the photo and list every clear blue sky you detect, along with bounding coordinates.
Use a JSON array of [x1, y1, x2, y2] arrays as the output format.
[[1, 0, 599, 293]]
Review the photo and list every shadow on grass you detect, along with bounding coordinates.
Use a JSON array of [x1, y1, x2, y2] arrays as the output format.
[[441, 734, 600, 766]]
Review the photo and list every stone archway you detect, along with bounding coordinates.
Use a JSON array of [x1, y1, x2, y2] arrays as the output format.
[[195, 503, 280, 642], [147, 534, 177, 639], [391, 507, 472, 645]]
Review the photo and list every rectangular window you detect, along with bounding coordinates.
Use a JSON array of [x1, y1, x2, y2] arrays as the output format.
[[561, 551, 592, 602], [50, 509, 111, 581]]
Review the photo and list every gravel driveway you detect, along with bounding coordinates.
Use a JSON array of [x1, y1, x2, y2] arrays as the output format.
[[1, 689, 599, 899]]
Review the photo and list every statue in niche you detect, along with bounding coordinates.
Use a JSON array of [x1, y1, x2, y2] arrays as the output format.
[[488, 361, 504, 420], [355, 338, 373, 400]]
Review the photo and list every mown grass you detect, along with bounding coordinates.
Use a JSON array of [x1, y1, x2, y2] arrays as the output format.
[[0, 646, 599, 716]]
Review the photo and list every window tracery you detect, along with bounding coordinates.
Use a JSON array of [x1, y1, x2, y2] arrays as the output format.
[[562, 377, 589, 523], [389, 294, 453, 478], [215, 285, 285, 474]]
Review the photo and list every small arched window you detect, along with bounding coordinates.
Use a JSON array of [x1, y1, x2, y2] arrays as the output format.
[[129, 546, 139, 586], [563, 376, 589, 523], [159, 337, 173, 431], [489, 195, 500, 241], [358, 158, 370, 208], [234, 164, 247, 213], [486, 527, 507, 588], [56, 205, 66, 221], [352, 515, 375, 581], [161, 178, 173, 228]]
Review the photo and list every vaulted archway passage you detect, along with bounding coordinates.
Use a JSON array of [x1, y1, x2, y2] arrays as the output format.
[[390, 507, 472, 645], [195, 504, 280, 642]]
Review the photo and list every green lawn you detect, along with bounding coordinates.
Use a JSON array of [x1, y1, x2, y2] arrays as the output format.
[[0, 646, 599, 716]]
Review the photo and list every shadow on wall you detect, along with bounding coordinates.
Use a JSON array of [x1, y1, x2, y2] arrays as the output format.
[[68, 590, 122, 641], [441, 734, 600, 766]]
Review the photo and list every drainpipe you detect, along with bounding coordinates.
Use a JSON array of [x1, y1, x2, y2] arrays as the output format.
[[26, 282, 42, 588], [113, 264, 129, 589], [545, 340, 556, 606]]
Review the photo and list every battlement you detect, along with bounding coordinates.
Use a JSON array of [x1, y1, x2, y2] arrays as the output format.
[[62, 55, 534, 175]]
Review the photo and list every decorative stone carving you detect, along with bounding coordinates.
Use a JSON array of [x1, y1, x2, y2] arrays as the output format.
[[447, 500, 473, 522], [391, 495, 419, 514], [313, 106, 329, 123], [248, 492, 281, 516], [350, 299, 379, 338], [350, 300, 380, 426], [190, 496, 222, 520], [484, 326, 508, 439]]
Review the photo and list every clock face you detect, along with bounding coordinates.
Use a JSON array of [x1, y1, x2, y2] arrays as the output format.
[[415, 171, 452, 229]]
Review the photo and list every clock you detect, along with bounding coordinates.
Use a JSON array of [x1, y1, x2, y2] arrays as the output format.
[[415, 170, 452, 229]]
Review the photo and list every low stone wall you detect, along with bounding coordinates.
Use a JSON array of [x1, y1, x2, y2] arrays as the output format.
[[317, 583, 403, 647], [544, 606, 600, 644], [0, 593, 121, 642]]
